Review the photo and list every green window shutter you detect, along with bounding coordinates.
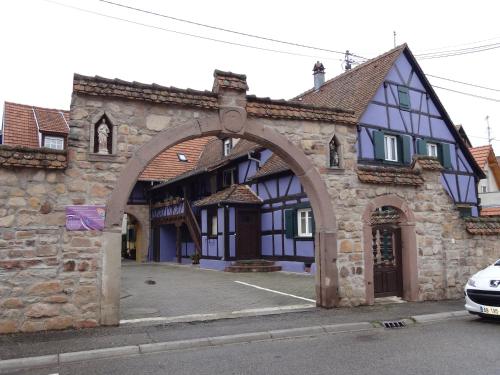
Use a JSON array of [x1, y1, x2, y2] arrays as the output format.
[[397, 86, 410, 110], [373, 131, 385, 160], [416, 139, 427, 155], [401, 135, 412, 164], [284, 209, 297, 239], [440, 143, 452, 169]]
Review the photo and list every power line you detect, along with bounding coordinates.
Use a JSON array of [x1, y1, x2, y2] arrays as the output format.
[[432, 85, 500, 102], [427, 74, 500, 92], [415, 42, 500, 59], [417, 35, 500, 54], [99, 0, 367, 60], [42, 0, 344, 62]]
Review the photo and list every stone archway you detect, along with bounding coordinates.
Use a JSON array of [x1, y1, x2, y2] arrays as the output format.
[[123, 207, 150, 263], [362, 195, 418, 305], [101, 117, 340, 325]]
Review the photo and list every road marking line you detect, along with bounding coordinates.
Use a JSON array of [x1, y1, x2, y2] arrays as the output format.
[[119, 304, 314, 325], [234, 280, 316, 303]]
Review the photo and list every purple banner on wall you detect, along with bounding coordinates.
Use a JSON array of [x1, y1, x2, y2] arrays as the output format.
[[66, 205, 105, 231]]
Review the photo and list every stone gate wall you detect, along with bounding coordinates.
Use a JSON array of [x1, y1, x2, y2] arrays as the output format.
[[1, 71, 500, 334]]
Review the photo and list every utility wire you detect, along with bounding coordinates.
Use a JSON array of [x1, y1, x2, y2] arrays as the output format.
[[432, 85, 500, 103], [42, 0, 343, 62], [427, 74, 500, 92], [98, 0, 367, 59], [417, 35, 500, 54], [40, 1, 500, 104], [416, 42, 500, 59]]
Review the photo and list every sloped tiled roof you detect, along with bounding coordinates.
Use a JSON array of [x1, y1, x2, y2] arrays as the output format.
[[74, 74, 356, 125], [32, 107, 69, 134], [412, 155, 444, 171], [481, 207, 500, 217], [357, 165, 424, 186], [252, 153, 290, 179], [470, 145, 500, 187], [2, 102, 68, 148], [469, 145, 492, 169], [194, 184, 262, 207], [139, 137, 214, 181], [465, 217, 500, 234], [294, 44, 406, 121]]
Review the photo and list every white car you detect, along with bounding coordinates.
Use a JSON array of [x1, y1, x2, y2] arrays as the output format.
[[465, 259, 500, 317]]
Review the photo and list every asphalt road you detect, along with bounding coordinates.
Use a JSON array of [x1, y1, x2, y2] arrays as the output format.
[[8, 316, 500, 375]]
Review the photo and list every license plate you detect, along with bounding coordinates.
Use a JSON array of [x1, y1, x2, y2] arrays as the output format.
[[480, 305, 500, 315]]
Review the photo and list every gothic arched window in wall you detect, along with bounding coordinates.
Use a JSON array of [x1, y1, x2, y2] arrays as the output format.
[[329, 135, 341, 168]]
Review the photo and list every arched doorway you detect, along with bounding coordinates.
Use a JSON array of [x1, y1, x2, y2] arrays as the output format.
[[100, 118, 339, 325], [362, 195, 418, 305]]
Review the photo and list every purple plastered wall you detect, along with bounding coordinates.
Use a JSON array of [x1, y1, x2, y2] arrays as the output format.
[[159, 225, 177, 262], [357, 52, 478, 210]]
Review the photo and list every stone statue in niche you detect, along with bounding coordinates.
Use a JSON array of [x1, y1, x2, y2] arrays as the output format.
[[97, 118, 110, 154]]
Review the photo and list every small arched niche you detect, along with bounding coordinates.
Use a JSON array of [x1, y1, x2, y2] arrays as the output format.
[[328, 134, 342, 168], [90, 113, 117, 155]]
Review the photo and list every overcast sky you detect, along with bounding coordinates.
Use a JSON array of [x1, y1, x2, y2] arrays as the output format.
[[1, 0, 499, 153]]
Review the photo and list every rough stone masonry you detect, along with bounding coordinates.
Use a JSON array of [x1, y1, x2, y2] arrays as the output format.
[[0, 71, 499, 334]]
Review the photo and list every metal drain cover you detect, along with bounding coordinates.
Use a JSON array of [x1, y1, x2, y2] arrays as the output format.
[[145, 279, 156, 285], [382, 320, 407, 328]]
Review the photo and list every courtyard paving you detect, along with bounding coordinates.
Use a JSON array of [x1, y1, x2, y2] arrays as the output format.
[[120, 261, 316, 320]]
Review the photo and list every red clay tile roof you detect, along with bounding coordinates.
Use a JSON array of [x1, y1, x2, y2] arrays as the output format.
[[194, 184, 262, 207], [469, 145, 492, 169], [33, 107, 69, 134], [357, 165, 424, 186], [465, 217, 500, 234], [139, 137, 215, 181], [2, 102, 68, 148], [294, 44, 406, 122], [412, 155, 444, 171], [213, 70, 249, 92], [481, 207, 500, 217], [252, 153, 290, 179], [470, 145, 500, 187]]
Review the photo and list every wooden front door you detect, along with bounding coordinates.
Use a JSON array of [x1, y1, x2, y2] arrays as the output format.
[[152, 226, 161, 262], [372, 226, 402, 298], [236, 208, 260, 260]]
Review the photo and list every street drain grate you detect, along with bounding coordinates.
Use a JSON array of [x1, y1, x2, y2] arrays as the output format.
[[382, 320, 407, 329], [145, 279, 156, 285]]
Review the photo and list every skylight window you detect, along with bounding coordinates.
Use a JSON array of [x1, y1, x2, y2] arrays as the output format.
[[177, 153, 188, 162]]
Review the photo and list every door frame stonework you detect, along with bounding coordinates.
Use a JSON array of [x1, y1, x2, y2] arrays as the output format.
[[362, 195, 418, 305], [101, 116, 339, 325]]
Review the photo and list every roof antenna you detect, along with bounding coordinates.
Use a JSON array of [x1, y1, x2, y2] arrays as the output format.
[[393, 31, 397, 48], [486, 115, 492, 145], [344, 50, 353, 71]]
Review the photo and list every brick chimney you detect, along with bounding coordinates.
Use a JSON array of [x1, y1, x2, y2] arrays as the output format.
[[313, 61, 325, 90]]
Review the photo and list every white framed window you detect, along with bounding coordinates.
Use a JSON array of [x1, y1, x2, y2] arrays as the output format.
[[384, 135, 398, 162], [427, 143, 438, 158], [297, 208, 313, 237], [43, 136, 64, 150], [223, 138, 232, 156], [177, 153, 188, 162]]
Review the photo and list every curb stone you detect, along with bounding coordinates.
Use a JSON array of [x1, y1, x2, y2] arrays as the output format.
[[0, 310, 468, 373]]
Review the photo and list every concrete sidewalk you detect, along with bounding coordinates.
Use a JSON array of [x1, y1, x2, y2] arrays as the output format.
[[0, 299, 465, 362]]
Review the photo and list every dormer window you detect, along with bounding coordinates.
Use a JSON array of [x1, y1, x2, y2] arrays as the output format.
[[177, 153, 188, 162], [43, 136, 64, 150], [223, 138, 233, 156]]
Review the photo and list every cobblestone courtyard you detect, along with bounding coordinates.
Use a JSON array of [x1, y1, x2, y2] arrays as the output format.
[[120, 262, 316, 320]]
